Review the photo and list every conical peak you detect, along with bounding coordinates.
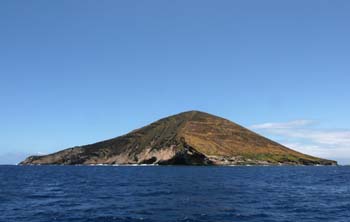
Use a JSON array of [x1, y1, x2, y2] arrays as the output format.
[[138, 110, 222, 139], [173, 110, 206, 116], [169, 110, 223, 122]]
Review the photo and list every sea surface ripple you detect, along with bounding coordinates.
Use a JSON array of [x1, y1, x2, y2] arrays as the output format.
[[0, 165, 349, 222]]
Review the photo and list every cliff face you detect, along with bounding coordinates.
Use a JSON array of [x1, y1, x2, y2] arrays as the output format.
[[20, 111, 337, 166]]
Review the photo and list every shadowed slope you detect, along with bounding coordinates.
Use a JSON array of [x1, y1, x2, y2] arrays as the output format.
[[20, 111, 337, 165]]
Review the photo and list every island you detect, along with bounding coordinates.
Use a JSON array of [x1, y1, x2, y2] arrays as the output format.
[[20, 111, 337, 166]]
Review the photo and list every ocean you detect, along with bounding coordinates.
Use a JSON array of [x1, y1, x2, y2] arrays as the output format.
[[0, 165, 349, 222]]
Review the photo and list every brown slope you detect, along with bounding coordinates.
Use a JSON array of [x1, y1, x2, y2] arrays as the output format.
[[20, 111, 337, 165]]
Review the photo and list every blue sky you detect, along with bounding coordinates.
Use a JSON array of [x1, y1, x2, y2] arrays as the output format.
[[1, 0, 349, 164]]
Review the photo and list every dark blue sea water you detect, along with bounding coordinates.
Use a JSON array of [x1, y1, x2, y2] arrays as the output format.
[[0, 166, 349, 222]]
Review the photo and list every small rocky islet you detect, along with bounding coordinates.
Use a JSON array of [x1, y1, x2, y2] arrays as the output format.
[[20, 111, 337, 166]]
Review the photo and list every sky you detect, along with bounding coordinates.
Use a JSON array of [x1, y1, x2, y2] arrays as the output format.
[[0, 0, 349, 164]]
